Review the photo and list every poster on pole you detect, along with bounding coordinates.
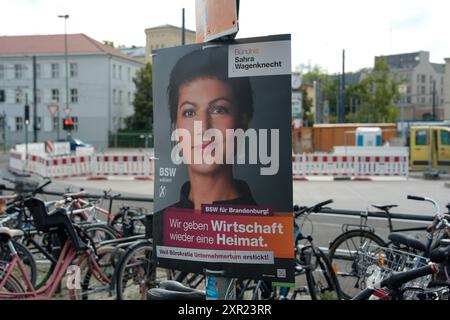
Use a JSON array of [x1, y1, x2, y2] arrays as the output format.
[[195, 0, 239, 43], [152, 34, 294, 285]]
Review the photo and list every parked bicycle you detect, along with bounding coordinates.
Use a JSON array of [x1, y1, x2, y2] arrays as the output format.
[[329, 195, 449, 299]]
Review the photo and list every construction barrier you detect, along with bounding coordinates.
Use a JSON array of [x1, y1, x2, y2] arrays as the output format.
[[92, 154, 153, 178], [292, 152, 409, 179], [9, 151, 153, 180], [10, 149, 406, 180]]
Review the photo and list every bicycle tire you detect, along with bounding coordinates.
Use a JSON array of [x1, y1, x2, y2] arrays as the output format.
[[82, 224, 120, 244], [0, 276, 24, 298], [115, 240, 173, 300], [73, 246, 117, 300], [0, 240, 37, 288], [328, 229, 386, 299], [305, 247, 342, 300]]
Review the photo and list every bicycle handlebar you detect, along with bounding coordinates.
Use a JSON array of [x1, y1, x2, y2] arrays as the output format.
[[294, 199, 334, 217], [407, 195, 425, 201], [380, 263, 438, 290], [407, 195, 441, 221]]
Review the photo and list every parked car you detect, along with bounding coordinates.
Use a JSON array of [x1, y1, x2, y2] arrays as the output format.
[[58, 136, 92, 151]]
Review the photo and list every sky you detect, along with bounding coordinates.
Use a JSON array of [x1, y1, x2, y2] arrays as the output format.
[[2, 0, 449, 74]]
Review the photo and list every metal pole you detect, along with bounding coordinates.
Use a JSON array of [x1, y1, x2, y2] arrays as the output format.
[[64, 17, 69, 139], [32, 56, 38, 142], [25, 94, 29, 169], [58, 14, 70, 141], [340, 49, 346, 123], [181, 8, 186, 45]]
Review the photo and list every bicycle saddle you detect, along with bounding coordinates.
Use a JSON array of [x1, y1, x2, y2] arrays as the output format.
[[388, 233, 428, 253], [0, 227, 24, 240], [372, 204, 398, 212], [147, 281, 206, 301]]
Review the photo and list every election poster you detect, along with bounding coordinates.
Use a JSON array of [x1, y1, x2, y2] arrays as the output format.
[[152, 34, 294, 285]]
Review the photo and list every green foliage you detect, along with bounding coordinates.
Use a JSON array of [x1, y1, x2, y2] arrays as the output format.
[[346, 59, 400, 123], [125, 63, 153, 132]]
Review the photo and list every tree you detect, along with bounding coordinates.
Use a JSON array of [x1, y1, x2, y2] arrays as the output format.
[[125, 63, 153, 131], [346, 59, 400, 123]]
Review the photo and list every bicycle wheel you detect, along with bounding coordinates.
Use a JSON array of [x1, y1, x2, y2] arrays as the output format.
[[71, 246, 117, 300], [305, 247, 342, 300], [115, 240, 173, 300], [328, 230, 385, 299], [0, 240, 37, 288], [0, 276, 24, 298], [82, 224, 119, 244]]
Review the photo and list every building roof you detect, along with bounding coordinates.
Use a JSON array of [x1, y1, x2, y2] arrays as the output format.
[[145, 24, 195, 34], [118, 46, 146, 58], [431, 63, 445, 74], [375, 51, 428, 70], [0, 34, 143, 63]]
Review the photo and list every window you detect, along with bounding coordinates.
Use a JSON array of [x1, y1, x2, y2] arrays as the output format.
[[0, 65, 4, 79], [14, 64, 23, 79], [16, 117, 23, 131], [35, 89, 41, 104], [118, 90, 123, 105], [118, 65, 122, 80], [113, 89, 117, 104], [36, 117, 42, 131], [407, 86, 411, 94], [15, 89, 22, 104], [415, 130, 429, 146], [71, 116, 79, 131], [441, 130, 450, 146], [112, 64, 116, 79], [51, 89, 60, 103], [35, 64, 41, 78], [406, 96, 411, 104], [421, 75, 426, 83], [71, 89, 78, 103], [51, 63, 59, 78], [52, 117, 58, 131], [70, 63, 78, 78], [421, 97, 425, 104], [0, 90, 5, 103], [421, 86, 426, 95]]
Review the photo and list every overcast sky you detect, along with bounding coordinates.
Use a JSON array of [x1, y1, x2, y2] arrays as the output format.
[[2, 0, 449, 73]]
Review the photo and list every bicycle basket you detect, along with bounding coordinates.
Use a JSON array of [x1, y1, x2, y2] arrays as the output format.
[[356, 244, 430, 289]]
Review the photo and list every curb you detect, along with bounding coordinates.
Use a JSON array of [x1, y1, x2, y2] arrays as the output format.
[[87, 176, 152, 181]]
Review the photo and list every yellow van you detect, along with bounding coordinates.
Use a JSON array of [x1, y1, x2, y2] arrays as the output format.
[[410, 126, 450, 171]]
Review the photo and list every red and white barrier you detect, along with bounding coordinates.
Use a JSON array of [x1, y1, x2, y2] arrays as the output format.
[[92, 154, 153, 179], [292, 152, 409, 179]]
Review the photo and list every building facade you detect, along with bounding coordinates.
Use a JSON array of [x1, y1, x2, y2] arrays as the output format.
[[144, 24, 196, 64], [0, 34, 143, 148], [445, 58, 450, 120], [376, 51, 445, 121]]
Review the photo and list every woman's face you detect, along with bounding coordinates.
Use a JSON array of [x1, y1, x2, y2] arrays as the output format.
[[175, 77, 242, 175]]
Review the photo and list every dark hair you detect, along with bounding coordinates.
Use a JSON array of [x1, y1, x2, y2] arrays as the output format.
[[167, 46, 253, 128]]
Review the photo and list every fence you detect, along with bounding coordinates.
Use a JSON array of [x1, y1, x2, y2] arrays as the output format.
[[292, 152, 409, 179], [9, 151, 154, 179]]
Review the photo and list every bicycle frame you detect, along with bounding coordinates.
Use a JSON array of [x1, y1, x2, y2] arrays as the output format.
[[0, 240, 110, 300]]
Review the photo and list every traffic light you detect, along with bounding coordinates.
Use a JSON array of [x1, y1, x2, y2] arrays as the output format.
[[63, 118, 74, 131], [24, 104, 30, 123]]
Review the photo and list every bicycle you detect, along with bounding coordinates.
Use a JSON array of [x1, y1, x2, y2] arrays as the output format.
[[0, 197, 115, 300], [352, 239, 450, 300], [329, 195, 449, 299]]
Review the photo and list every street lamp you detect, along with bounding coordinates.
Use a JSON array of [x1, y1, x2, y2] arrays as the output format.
[[58, 14, 70, 141]]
